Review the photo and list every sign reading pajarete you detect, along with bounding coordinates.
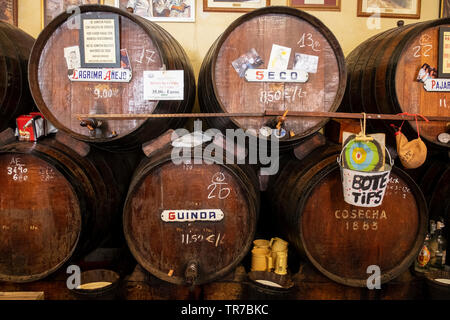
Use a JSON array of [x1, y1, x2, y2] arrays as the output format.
[[79, 14, 120, 68]]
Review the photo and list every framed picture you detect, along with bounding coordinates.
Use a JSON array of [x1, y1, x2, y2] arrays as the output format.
[[440, 0, 450, 18], [0, 0, 18, 26], [203, 0, 269, 13], [288, 0, 340, 11], [439, 27, 450, 78], [41, 0, 105, 29], [357, 0, 421, 19], [116, 0, 195, 22]]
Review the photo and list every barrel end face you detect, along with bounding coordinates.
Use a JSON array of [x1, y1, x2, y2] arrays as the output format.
[[55, 131, 90, 157], [0, 128, 17, 147], [142, 129, 178, 158], [293, 132, 327, 161]]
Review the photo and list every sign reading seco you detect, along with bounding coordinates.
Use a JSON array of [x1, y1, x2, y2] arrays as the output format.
[[245, 69, 309, 83]]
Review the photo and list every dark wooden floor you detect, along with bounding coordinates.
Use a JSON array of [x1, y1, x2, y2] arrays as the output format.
[[0, 259, 434, 300]]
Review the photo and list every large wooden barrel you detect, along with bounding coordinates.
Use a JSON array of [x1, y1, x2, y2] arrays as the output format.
[[268, 145, 428, 287], [419, 156, 450, 250], [343, 19, 450, 149], [0, 137, 138, 282], [123, 147, 260, 285], [198, 6, 346, 151], [0, 21, 36, 131], [28, 5, 195, 151]]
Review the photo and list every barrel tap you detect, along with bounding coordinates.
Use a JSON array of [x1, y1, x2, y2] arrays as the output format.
[[185, 260, 199, 287], [78, 116, 103, 133]]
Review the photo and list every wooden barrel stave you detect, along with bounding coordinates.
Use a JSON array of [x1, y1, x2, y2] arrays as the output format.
[[198, 6, 346, 150], [123, 148, 260, 285], [28, 5, 195, 151], [268, 145, 428, 287]]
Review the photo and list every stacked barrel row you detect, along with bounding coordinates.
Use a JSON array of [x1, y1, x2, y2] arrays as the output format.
[[0, 4, 446, 294]]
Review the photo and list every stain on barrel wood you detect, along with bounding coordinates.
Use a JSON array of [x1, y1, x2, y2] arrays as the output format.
[[343, 19, 450, 148], [0, 21, 35, 131], [198, 6, 346, 150], [0, 137, 138, 282], [123, 148, 260, 285], [28, 5, 195, 151], [268, 145, 428, 287]]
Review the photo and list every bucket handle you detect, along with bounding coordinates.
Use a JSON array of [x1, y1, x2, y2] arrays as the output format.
[[337, 139, 394, 169]]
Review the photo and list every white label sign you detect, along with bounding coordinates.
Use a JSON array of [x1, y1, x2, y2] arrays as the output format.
[[161, 209, 224, 222], [69, 68, 132, 82], [245, 69, 308, 83], [424, 78, 450, 92], [143, 70, 184, 100]]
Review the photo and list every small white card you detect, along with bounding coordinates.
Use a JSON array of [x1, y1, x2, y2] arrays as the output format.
[[268, 44, 291, 70], [143, 70, 184, 100], [64, 46, 81, 70]]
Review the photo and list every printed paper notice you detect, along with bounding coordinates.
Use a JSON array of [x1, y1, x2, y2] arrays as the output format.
[[143, 70, 184, 100], [442, 31, 450, 75], [83, 18, 117, 64]]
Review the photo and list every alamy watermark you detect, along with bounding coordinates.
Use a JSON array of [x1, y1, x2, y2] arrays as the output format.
[[367, 265, 381, 290], [170, 120, 280, 175], [66, 265, 81, 289]]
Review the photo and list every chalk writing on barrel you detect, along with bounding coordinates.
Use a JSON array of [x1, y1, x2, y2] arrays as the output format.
[[207, 172, 231, 200]]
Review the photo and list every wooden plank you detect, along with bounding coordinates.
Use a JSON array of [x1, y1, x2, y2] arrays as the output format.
[[0, 292, 44, 300], [75, 112, 450, 121]]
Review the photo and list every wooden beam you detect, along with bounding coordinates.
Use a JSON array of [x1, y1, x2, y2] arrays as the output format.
[[75, 111, 450, 122], [0, 291, 44, 300]]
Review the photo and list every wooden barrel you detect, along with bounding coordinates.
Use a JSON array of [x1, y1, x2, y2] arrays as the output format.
[[419, 156, 450, 247], [198, 6, 346, 151], [425, 270, 450, 300], [0, 21, 36, 131], [123, 147, 260, 285], [0, 137, 137, 282], [267, 145, 428, 287], [343, 19, 450, 149], [28, 5, 195, 151]]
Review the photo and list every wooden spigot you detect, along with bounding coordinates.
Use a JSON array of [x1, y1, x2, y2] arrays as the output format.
[[276, 110, 289, 130], [78, 117, 102, 131]]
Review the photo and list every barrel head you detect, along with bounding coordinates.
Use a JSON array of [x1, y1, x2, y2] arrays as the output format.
[[0, 153, 81, 282], [124, 160, 258, 285]]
